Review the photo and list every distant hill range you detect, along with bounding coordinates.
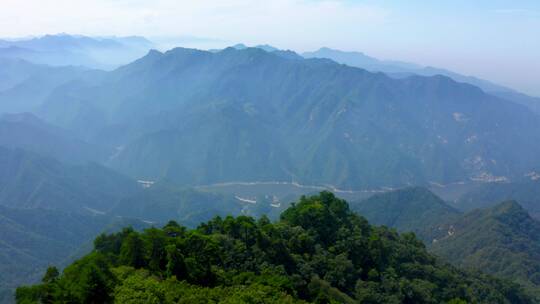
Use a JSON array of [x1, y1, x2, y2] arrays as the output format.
[[0, 34, 153, 70], [302, 47, 540, 114]]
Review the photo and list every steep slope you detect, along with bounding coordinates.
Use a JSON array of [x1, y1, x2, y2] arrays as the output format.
[[430, 201, 540, 297], [351, 187, 461, 241], [0, 205, 147, 304], [111, 181, 291, 227], [0, 113, 107, 163], [0, 58, 98, 113], [0, 147, 138, 212], [37, 47, 540, 188], [16, 192, 534, 303]]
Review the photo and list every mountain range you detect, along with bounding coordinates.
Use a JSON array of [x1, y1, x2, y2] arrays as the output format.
[[302, 47, 540, 115], [1, 36, 540, 303], [0, 34, 153, 69], [28, 46, 540, 189]]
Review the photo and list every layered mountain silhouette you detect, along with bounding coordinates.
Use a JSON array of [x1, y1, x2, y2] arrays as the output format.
[[303, 47, 540, 114], [0, 146, 137, 212], [0, 34, 153, 69], [0, 58, 105, 114], [31, 47, 540, 188]]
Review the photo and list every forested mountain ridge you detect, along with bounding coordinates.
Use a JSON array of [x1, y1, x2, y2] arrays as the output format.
[[0, 205, 148, 304], [351, 187, 540, 299], [16, 192, 535, 303], [0, 143, 283, 303], [0, 113, 107, 164], [0, 146, 138, 212], [302, 47, 540, 115], [351, 187, 461, 242], [33, 47, 540, 188], [455, 179, 540, 219], [430, 201, 540, 298]]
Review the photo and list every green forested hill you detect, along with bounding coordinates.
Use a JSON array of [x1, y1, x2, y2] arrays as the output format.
[[16, 192, 534, 303], [350, 187, 540, 299], [456, 180, 540, 219], [110, 184, 248, 227], [351, 187, 461, 241], [430, 201, 540, 298], [0, 206, 147, 303]]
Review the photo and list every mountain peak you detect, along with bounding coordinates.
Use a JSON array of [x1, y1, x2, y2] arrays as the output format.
[[146, 49, 163, 57], [488, 200, 531, 222], [231, 43, 247, 49], [352, 187, 460, 241]]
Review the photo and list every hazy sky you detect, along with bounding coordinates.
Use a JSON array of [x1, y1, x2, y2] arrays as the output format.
[[1, 0, 539, 95]]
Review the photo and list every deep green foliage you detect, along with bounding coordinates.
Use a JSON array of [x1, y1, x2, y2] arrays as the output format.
[[351, 188, 540, 300], [16, 192, 534, 303], [0, 205, 147, 303], [352, 187, 461, 242], [430, 201, 540, 299]]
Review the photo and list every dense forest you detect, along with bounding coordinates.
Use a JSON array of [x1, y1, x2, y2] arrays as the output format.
[[352, 187, 540, 299], [16, 192, 534, 303]]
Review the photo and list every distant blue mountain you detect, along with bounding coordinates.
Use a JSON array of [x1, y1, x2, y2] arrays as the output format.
[[32, 47, 540, 189], [0, 34, 154, 69], [302, 47, 540, 114]]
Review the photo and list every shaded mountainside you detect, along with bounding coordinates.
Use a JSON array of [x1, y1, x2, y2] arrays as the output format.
[[111, 184, 266, 227], [0, 58, 100, 114], [16, 192, 535, 303], [351, 187, 461, 242], [350, 187, 540, 299], [456, 179, 540, 219], [0, 113, 107, 164], [34, 47, 540, 188], [0, 146, 138, 212], [0, 145, 259, 225], [302, 47, 540, 114], [0, 205, 147, 304], [430, 201, 540, 298]]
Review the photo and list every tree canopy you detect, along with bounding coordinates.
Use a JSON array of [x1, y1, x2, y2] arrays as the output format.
[[16, 192, 535, 303]]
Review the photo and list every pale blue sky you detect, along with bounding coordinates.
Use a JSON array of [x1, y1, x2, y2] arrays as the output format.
[[1, 0, 538, 95]]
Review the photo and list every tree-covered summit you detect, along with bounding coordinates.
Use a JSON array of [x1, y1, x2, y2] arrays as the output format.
[[16, 192, 535, 303]]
